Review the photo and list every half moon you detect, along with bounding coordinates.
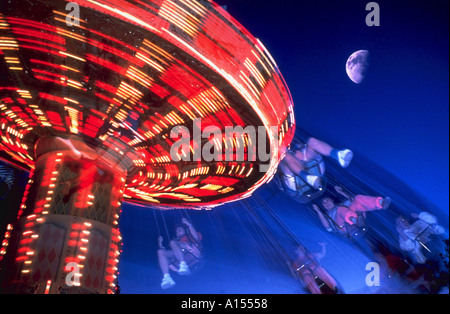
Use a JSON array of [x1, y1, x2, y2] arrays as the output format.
[[346, 50, 370, 84]]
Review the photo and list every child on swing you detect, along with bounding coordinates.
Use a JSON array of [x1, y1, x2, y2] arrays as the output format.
[[157, 217, 202, 289]]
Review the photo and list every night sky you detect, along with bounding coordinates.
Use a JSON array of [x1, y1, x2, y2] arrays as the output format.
[[217, 0, 449, 216], [0, 0, 448, 295], [117, 0, 448, 294]]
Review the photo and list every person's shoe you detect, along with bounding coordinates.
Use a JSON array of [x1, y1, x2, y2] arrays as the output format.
[[306, 175, 322, 190], [380, 197, 391, 210], [337, 149, 353, 168], [161, 274, 176, 289], [178, 261, 191, 276]]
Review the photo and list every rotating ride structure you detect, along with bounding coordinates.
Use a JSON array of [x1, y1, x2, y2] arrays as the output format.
[[0, 0, 294, 293]]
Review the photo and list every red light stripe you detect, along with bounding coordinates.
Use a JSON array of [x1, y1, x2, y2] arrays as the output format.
[[39, 93, 68, 105], [19, 45, 66, 58], [32, 68, 67, 80], [85, 54, 128, 75], [15, 37, 66, 52]]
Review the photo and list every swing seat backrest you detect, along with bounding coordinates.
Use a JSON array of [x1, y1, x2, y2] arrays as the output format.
[[170, 232, 204, 276], [275, 169, 327, 204]]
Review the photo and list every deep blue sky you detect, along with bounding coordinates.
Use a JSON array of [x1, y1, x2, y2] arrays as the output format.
[[117, 0, 449, 294], [2, 0, 447, 295], [218, 0, 449, 215]]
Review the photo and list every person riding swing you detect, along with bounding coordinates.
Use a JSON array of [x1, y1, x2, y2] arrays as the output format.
[[157, 218, 203, 289], [288, 243, 341, 294], [168, 221, 203, 273], [276, 137, 353, 203]]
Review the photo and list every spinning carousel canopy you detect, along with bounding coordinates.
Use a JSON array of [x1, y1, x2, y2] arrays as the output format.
[[0, 0, 295, 209]]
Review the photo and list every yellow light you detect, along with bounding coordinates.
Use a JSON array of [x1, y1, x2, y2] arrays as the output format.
[[59, 51, 86, 62]]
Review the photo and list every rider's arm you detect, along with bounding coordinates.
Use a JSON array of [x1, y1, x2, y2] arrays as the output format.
[[312, 204, 333, 232], [334, 185, 352, 201], [158, 236, 165, 249], [182, 218, 200, 242], [313, 243, 327, 261]]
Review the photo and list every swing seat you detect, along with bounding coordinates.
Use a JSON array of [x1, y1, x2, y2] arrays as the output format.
[[314, 276, 342, 294], [184, 251, 205, 276], [274, 153, 326, 204], [169, 247, 204, 277], [287, 260, 342, 294], [274, 168, 326, 204]]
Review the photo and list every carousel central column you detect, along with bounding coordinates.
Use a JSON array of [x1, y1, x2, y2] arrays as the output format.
[[6, 136, 127, 294]]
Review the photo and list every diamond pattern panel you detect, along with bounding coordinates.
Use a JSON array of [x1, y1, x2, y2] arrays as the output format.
[[50, 161, 80, 216], [48, 160, 118, 226], [82, 229, 109, 290], [25, 223, 66, 284]]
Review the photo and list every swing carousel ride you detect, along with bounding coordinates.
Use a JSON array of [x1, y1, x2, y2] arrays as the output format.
[[0, 0, 294, 293]]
